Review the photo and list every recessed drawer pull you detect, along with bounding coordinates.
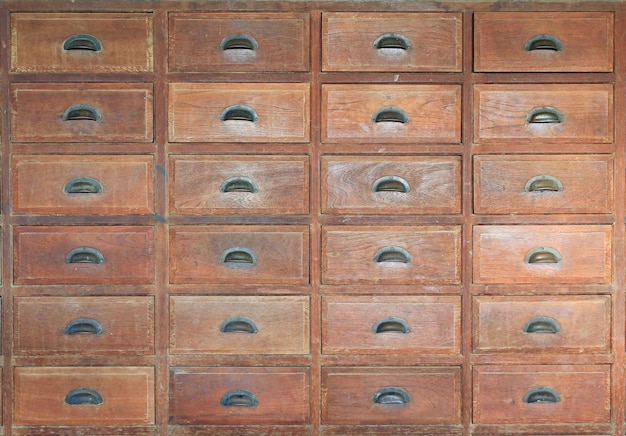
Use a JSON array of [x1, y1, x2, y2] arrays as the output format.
[[62, 104, 101, 122], [372, 176, 411, 193], [523, 386, 561, 404], [524, 175, 563, 192], [220, 104, 259, 122], [63, 318, 104, 335], [220, 247, 258, 265], [220, 389, 259, 407], [219, 33, 259, 51], [220, 176, 259, 193], [525, 34, 563, 52], [373, 246, 412, 264], [373, 33, 412, 50], [64, 177, 103, 194], [524, 247, 562, 264], [220, 316, 259, 334], [372, 316, 411, 334], [65, 247, 105, 264], [372, 106, 410, 124], [372, 387, 411, 405], [526, 106, 563, 124], [63, 34, 103, 52], [64, 388, 104, 405], [523, 316, 561, 334]]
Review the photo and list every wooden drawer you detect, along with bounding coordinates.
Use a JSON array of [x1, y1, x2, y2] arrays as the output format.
[[169, 13, 309, 72], [12, 155, 154, 215], [14, 366, 155, 425], [474, 84, 613, 144], [170, 155, 309, 215], [473, 295, 611, 354], [168, 83, 309, 143], [170, 225, 309, 285], [14, 226, 155, 285], [11, 13, 154, 73], [322, 295, 461, 355], [473, 365, 610, 424], [474, 12, 613, 72], [322, 226, 461, 285], [10, 83, 154, 143], [322, 155, 461, 215], [14, 296, 154, 355], [322, 84, 461, 144], [322, 366, 461, 425], [473, 225, 612, 285], [170, 367, 309, 425], [170, 296, 309, 355], [474, 154, 614, 214], [322, 12, 462, 72]]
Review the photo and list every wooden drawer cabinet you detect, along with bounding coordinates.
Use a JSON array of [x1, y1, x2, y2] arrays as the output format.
[[322, 12, 462, 72], [169, 367, 310, 425], [10, 13, 154, 73], [14, 367, 155, 426]]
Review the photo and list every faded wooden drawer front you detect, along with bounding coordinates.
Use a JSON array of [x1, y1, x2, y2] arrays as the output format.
[[170, 367, 310, 425], [322, 84, 461, 143], [474, 12, 613, 72], [473, 225, 612, 284], [14, 366, 155, 425], [322, 12, 462, 72], [473, 296, 611, 353], [14, 226, 155, 285], [322, 296, 461, 354], [322, 226, 461, 285], [11, 13, 154, 73], [322, 367, 461, 425], [474, 84, 613, 143], [14, 297, 155, 355], [11, 83, 154, 143], [169, 13, 309, 72], [473, 365, 611, 424], [170, 225, 309, 284], [170, 296, 309, 354], [12, 155, 154, 215], [322, 155, 461, 215], [170, 155, 309, 215], [168, 83, 310, 143], [474, 154, 614, 214]]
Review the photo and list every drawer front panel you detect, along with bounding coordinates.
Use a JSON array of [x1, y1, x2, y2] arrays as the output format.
[[474, 12, 614, 72], [170, 296, 309, 354], [12, 155, 155, 215], [169, 13, 309, 72], [322, 12, 462, 72], [473, 295, 611, 353], [473, 365, 611, 424], [474, 154, 614, 214], [169, 83, 310, 143], [322, 296, 461, 354], [170, 225, 309, 284], [11, 83, 154, 143], [322, 84, 461, 143], [474, 84, 613, 143], [322, 226, 461, 285], [14, 366, 155, 425], [14, 226, 155, 285], [14, 297, 155, 355], [322, 367, 461, 424], [11, 13, 154, 73], [170, 367, 310, 425], [473, 225, 612, 284], [322, 155, 461, 214], [170, 155, 309, 215]]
